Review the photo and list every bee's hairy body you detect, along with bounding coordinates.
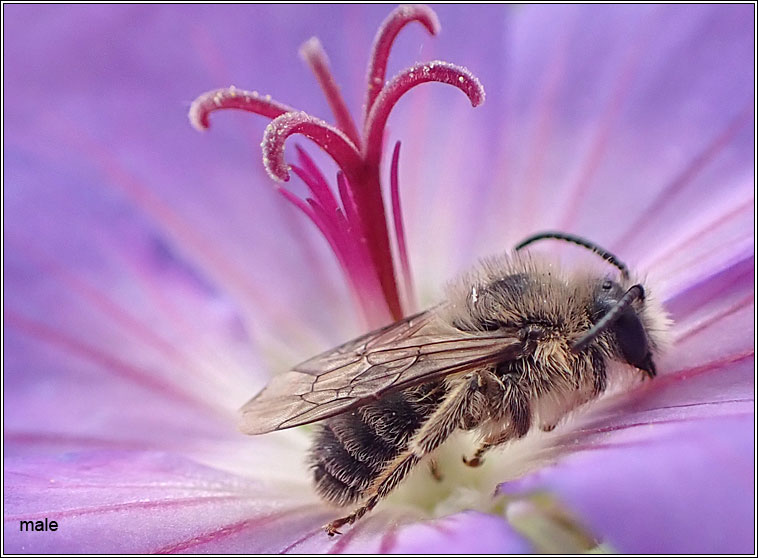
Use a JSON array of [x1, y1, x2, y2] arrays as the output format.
[[309, 255, 667, 508], [311, 381, 447, 505], [240, 233, 670, 535]]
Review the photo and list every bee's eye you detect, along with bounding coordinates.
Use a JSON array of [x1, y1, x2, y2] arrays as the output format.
[[614, 311, 652, 370], [591, 285, 653, 373]]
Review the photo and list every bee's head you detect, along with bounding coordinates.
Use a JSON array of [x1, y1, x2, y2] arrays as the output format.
[[580, 278, 657, 378], [514, 231, 667, 378]]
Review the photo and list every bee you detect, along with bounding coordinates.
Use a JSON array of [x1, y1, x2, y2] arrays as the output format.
[[239, 231, 670, 535]]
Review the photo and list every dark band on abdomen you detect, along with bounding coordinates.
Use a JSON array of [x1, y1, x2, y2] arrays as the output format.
[[309, 382, 446, 505]]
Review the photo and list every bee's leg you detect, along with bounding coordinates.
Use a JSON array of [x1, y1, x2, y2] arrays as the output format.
[[322, 455, 417, 536], [323, 373, 487, 536], [463, 376, 531, 467], [638, 352, 657, 380], [463, 427, 520, 466], [462, 441, 493, 467], [428, 458, 443, 482]]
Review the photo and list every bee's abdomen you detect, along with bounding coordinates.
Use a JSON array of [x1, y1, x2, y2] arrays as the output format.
[[309, 383, 445, 505]]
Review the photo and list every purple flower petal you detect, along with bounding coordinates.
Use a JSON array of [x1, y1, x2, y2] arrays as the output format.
[[3, 4, 753, 554], [278, 510, 532, 554], [4, 223, 265, 456], [3, 451, 331, 554], [498, 5, 752, 240], [4, 451, 531, 554], [388, 511, 532, 554], [502, 414, 754, 553], [4, 5, 371, 362]]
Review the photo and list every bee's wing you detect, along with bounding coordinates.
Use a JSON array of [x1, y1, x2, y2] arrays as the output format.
[[239, 308, 525, 434]]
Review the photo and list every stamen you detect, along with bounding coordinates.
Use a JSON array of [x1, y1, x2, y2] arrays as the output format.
[[335, 172, 378, 296], [189, 87, 293, 131], [289, 165, 348, 236], [261, 111, 362, 183], [334, 173, 391, 322], [389, 142, 416, 312], [363, 61, 486, 165], [279, 180, 387, 324], [277, 187, 359, 301], [300, 38, 362, 148], [292, 145, 341, 218], [352, 173, 404, 321], [277, 189, 350, 285], [336, 171, 365, 244], [189, 6, 485, 326], [364, 5, 441, 119], [308, 200, 388, 320]]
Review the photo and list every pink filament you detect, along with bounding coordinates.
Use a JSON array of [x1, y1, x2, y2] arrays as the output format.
[[292, 145, 342, 218], [189, 5, 485, 325], [281, 174, 387, 323], [300, 37, 362, 148], [262, 113, 402, 321], [189, 87, 293, 130], [336, 171, 365, 245], [336, 173, 389, 321], [390, 141, 416, 312], [261, 112, 362, 183], [364, 4, 441, 119], [277, 187, 355, 294], [363, 61, 486, 166]]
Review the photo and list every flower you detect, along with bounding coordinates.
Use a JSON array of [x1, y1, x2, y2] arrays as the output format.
[[3, 4, 754, 554]]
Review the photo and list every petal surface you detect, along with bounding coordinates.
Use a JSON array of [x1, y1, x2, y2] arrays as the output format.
[[3, 5, 753, 554], [4, 451, 321, 553], [4, 451, 532, 554], [502, 414, 754, 553]]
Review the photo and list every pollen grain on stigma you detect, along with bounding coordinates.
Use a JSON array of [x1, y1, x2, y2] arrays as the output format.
[[189, 4, 485, 327]]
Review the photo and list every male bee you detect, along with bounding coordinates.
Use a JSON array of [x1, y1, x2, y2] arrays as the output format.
[[240, 232, 670, 535]]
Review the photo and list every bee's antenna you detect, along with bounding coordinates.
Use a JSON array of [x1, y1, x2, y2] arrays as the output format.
[[572, 284, 645, 352], [515, 231, 629, 280]]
